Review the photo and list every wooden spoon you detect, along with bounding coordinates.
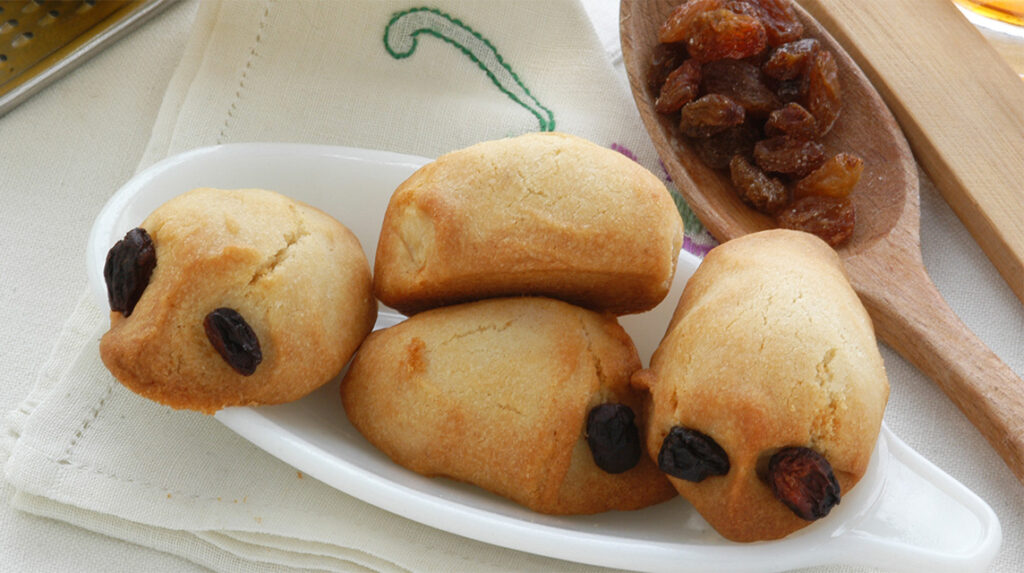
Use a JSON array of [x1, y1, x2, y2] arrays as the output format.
[[620, 0, 1024, 486]]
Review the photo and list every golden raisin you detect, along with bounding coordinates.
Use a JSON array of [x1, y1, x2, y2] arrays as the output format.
[[807, 49, 841, 136], [689, 122, 760, 169], [775, 77, 809, 104], [659, 0, 724, 43], [742, 0, 805, 46], [655, 59, 703, 113], [765, 102, 818, 140], [680, 94, 746, 138], [687, 9, 767, 62], [776, 195, 856, 246], [701, 59, 781, 116], [753, 135, 826, 177], [793, 152, 864, 199], [722, 1, 762, 21], [647, 42, 688, 95], [762, 38, 820, 80], [730, 155, 789, 213]]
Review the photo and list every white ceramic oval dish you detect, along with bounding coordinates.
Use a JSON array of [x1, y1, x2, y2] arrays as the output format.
[[87, 143, 1001, 572]]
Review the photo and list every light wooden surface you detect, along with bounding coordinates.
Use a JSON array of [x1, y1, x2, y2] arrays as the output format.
[[620, 0, 1024, 486], [799, 0, 1024, 309]]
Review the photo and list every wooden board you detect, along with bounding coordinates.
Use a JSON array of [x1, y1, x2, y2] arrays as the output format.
[[798, 0, 1024, 305]]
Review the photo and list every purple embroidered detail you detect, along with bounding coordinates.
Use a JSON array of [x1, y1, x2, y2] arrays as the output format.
[[684, 235, 716, 257], [610, 142, 639, 162]]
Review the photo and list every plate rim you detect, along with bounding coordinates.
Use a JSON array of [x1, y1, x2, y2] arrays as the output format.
[[88, 142, 1002, 573]]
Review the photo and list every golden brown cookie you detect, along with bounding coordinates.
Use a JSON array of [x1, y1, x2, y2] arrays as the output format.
[[633, 229, 889, 541], [100, 187, 376, 413], [373, 132, 684, 315], [341, 297, 676, 515]]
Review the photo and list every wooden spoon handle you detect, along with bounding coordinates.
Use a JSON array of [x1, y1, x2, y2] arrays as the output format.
[[849, 253, 1024, 484], [799, 0, 1024, 308]]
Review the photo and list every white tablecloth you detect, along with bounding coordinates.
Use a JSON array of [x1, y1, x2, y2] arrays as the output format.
[[1, 1, 1021, 572]]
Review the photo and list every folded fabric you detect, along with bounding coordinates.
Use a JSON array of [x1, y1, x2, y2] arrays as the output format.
[[2, 1, 712, 571], [2, 295, 605, 573]]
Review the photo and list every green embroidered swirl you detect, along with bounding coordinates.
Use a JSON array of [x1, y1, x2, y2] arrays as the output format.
[[384, 7, 555, 132]]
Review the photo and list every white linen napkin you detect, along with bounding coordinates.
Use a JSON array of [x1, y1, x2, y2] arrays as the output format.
[[1, 1, 713, 571]]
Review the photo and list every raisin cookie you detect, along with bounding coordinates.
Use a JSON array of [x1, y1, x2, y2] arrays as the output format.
[[633, 229, 889, 541], [100, 187, 376, 413], [373, 132, 684, 315], [341, 297, 676, 514]]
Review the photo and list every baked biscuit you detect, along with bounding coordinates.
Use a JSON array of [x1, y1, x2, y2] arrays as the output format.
[[633, 229, 888, 541], [373, 132, 684, 315], [341, 297, 676, 514], [100, 187, 376, 413]]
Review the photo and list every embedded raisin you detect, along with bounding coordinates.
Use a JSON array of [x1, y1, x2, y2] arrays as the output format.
[[690, 122, 759, 169], [765, 102, 818, 140], [658, 426, 730, 482], [807, 49, 841, 136], [762, 38, 820, 81], [766, 447, 840, 520], [655, 59, 702, 113], [103, 227, 156, 317], [680, 94, 746, 138], [701, 59, 781, 117], [730, 155, 789, 213], [204, 307, 263, 376], [753, 135, 826, 177], [776, 195, 855, 246], [659, 0, 724, 43], [793, 152, 863, 199], [687, 9, 767, 62], [586, 403, 642, 474]]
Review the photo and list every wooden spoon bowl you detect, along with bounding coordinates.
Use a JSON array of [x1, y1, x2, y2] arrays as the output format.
[[622, 1, 912, 253], [621, 0, 1024, 486]]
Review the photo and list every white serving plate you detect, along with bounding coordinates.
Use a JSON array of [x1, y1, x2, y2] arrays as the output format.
[[87, 143, 1001, 573]]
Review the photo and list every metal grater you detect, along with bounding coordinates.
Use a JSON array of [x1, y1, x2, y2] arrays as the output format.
[[0, 0, 179, 117]]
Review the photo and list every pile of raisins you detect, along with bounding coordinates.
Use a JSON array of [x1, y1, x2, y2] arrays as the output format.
[[649, 0, 862, 246]]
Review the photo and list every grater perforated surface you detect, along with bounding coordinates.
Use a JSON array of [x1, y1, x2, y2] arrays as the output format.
[[0, 0, 178, 116]]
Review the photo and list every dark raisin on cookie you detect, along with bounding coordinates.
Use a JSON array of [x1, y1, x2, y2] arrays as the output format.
[[586, 403, 643, 474], [766, 446, 840, 520], [658, 425, 730, 481], [204, 307, 263, 376], [103, 227, 156, 317]]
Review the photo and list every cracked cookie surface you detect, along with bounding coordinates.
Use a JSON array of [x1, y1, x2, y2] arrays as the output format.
[[634, 229, 889, 541], [100, 187, 376, 413]]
